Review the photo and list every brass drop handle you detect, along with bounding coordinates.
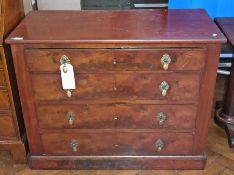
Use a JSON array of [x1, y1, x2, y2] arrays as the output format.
[[67, 112, 75, 126], [70, 140, 78, 152], [112, 58, 117, 65], [63, 65, 68, 73], [60, 55, 70, 73], [66, 90, 72, 98], [155, 139, 165, 152], [157, 112, 167, 126], [159, 81, 170, 96], [161, 54, 171, 71]]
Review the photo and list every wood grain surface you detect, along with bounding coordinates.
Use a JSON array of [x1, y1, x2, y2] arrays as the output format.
[[0, 75, 232, 173], [6, 10, 226, 44], [7, 9, 225, 169], [0, 91, 10, 110], [0, 0, 26, 163], [0, 114, 16, 137], [31, 73, 200, 101], [0, 69, 6, 86], [26, 48, 206, 72], [41, 132, 194, 156], [37, 104, 197, 129]]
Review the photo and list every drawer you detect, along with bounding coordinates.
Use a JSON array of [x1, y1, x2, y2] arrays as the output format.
[[41, 132, 194, 156], [32, 74, 115, 101], [0, 114, 16, 137], [32, 73, 200, 101], [115, 73, 200, 101], [0, 91, 11, 110], [0, 69, 6, 86], [25, 49, 206, 72], [37, 104, 197, 129]]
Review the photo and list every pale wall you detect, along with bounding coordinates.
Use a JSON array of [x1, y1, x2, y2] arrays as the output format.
[[23, 0, 81, 14]]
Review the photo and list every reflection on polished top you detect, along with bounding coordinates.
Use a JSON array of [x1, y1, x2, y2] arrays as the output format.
[[6, 9, 226, 44]]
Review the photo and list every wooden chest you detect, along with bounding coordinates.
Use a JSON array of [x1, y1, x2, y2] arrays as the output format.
[[0, 0, 27, 163], [6, 9, 226, 169]]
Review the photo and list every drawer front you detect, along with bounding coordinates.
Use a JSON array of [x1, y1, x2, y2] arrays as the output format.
[[26, 49, 206, 72], [37, 104, 197, 129], [32, 74, 115, 101], [32, 73, 200, 101], [0, 114, 16, 137], [115, 73, 200, 101], [0, 69, 6, 86], [0, 91, 11, 110], [41, 132, 193, 156]]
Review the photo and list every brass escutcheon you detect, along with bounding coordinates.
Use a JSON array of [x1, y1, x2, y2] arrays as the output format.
[[159, 81, 170, 96], [155, 139, 165, 152], [157, 112, 167, 126], [161, 54, 171, 71], [70, 140, 78, 152], [60, 55, 70, 73], [67, 112, 75, 126]]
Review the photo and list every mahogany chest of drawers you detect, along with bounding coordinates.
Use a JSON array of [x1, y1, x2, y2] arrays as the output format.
[[0, 0, 27, 163], [6, 9, 226, 169]]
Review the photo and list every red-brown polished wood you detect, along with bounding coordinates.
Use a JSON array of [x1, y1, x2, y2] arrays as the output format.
[[7, 10, 225, 44], [37, 104, 197, 129], [25, 49, 206, 72], [215, 18, 234, 147], [6, 9, 226, 169], [41, 132, 194, 156], [31, 73, 200, 101]]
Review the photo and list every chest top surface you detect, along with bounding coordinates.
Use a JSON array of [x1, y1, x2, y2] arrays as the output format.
[[6, 9, 226, 45], [215, 18, 234, 47]]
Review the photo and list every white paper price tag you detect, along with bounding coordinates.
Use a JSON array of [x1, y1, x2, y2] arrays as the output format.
[[60, 64, 76, 90]]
